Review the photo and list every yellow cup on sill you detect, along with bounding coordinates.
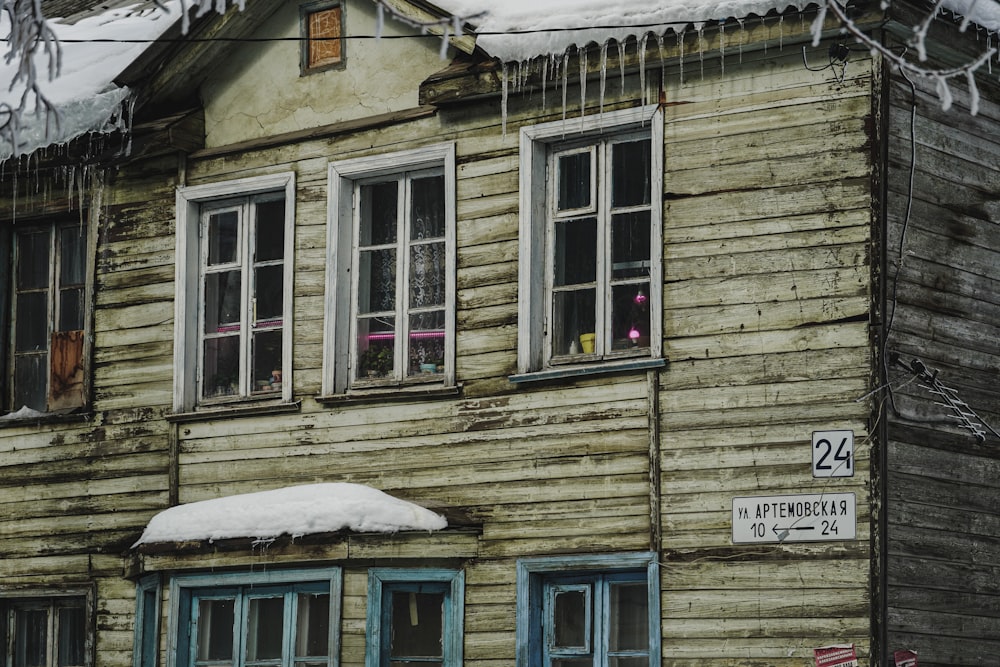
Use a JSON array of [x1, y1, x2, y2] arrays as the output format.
[[579, 333, 596, 354]]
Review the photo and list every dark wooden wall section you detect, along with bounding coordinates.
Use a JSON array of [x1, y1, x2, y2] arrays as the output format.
[[883, 69, 1000, 665]]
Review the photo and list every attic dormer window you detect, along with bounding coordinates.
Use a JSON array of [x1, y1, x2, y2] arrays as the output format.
[[301, 1, 343, 74]]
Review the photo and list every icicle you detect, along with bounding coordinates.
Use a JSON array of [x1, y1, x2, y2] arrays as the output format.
[[579, 47, 589, 127], [719, 20, 726, 76], [599, 41, 609, 120], [619, 39, 626, 96], [761, 16, 768, 54], [501, 61, 509, 137], [375, 3, 384, 39], [541, 55, 549, 109], [676, 30, 684, 85], [737, 19, 744, 63], [698, 27, 705, 80], [779, 16, 784, 50], [639, 34, 648, 108], [658, 32, 667, 89], [562, 51, 570, 126]]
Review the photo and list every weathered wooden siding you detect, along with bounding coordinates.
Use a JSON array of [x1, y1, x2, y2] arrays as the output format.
[[656, 38, 875, 666], [0, 152, 179, 667], [883, 68, 1000, 665], [1, 10, 884, 667]]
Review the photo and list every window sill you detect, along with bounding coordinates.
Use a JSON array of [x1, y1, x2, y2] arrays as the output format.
[[0, 407, 91, 428], [167, 400, 301, 424], [315, 383, 462, 406], [509, 358, 667, 384]]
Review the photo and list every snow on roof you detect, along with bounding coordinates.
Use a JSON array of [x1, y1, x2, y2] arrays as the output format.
[[5, 0, 1000, 158], [436, 0, 813, 62], [435, 0, 1000, 63], [132, 483, 448, 547], [0, 1, 182, 159]]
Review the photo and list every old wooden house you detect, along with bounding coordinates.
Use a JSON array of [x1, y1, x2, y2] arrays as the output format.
[[1, 0, 998, 665]]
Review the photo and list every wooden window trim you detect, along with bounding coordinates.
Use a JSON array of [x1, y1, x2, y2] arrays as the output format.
[[167, 568, 343, 667], [517, 106, 664, 375], [5, 217, 95, 416], [324, 143, 457, 396], [0, 590, 94, 667], [174, 173, 296, 413], [365, 568, 464, 667], [515, 553, 660, 667], [300, 1, 345, 75]]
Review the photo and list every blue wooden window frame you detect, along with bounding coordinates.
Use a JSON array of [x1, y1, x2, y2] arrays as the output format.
[[134, 575, 162, 667], [365, 569, 464, 667], [166, 568, 342, 667], [516, 553, 660, 667]]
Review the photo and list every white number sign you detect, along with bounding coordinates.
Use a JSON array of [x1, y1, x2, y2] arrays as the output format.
[[812, 430, 854, 478]]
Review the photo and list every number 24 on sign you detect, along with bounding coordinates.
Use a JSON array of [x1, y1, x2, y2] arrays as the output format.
[[812, 430, 853, 478]]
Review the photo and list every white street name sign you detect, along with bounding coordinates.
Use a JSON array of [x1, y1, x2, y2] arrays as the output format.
[[732, 493, 856, 544]]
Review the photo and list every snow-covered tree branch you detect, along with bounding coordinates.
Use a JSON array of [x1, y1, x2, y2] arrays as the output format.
[[815, 0, 998, 113]]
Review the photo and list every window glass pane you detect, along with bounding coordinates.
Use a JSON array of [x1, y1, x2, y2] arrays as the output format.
[[59, 227, 86, 287], [552, 289, 596, 356], [207, 212, 239, 265], [251, 330, 282, 394], [410, 175, 445, 240], [609, 659, 647, 667], [295, 593, 330, 659], [196, 599, 234, 663], [552, 589, 588, 649], [140, 589, 158, 667], [356, 320, 394, 379], [409, 241, 444, 309], [553, 218, 596, 287], [202, 336, 240, 398], [255, 200, 285, 263], [389, 591, 443, 660], [608, 583, 648, 652], [408, 310, 445, 375], [59, 288, 84, 332], [357, 249, 396, 315], [246, 597, 284, 663], [611, 139, 651, 208], [254, 265, 284, 322], [15, 292, 48, 351], [552, 660, 592, 667], [611, 212, 650, 280], [16, 230, 49, 289], [13, 354, 47, 411], [57, 606, 86, 667], [204, 271, 242, 332], [360, 182, 398, 246], [557, 152, 592, 211], [14, 609, 47, 667], [610, 283, 650, 351]]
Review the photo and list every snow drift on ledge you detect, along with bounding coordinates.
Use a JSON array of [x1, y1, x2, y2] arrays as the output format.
[[132, 483, 448, 547]]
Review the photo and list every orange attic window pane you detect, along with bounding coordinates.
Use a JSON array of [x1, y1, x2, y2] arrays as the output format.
[[307, 5, 342, 69]]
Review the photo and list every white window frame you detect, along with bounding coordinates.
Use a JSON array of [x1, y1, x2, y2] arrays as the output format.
[[323, 143, 456, 395], [517, 106, 663, 375], [174, 173, 296, 412]]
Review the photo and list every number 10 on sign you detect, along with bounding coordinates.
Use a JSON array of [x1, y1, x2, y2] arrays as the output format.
[[812, 430, 854, 478]]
